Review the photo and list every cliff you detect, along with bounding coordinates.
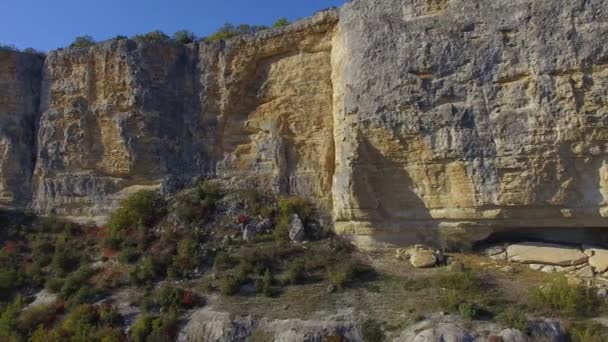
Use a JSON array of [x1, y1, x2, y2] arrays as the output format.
[[2, 0, 608, 247]]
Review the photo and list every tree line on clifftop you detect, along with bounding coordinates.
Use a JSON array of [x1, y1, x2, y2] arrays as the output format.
[[0, 18, 292, 55]]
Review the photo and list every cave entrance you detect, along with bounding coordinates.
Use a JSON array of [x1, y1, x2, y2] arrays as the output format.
[[473, 227, 608, 250]]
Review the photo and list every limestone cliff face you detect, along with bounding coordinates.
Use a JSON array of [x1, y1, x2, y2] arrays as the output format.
[[0, 51, 43, 206], [33, 39, 204, 221], [30, 10, 337, 222], [333, 0, 608, 247], [3, 0, 608, 246]]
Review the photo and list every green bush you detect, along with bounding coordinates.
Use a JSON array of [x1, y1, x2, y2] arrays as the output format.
[[258, 268, 274, 297], [130, 257, 162, 286], [529, 276, 600, 317], [118, 246, 141, 264], [69, 35, 96, 49], [285, 259, 305, 285], [568, 322, 608, 342], [175, 181, 222, 224], [0, 296, 24, 340], [219, 274, 244, 296], [131, 314, 153, 342], [155, 285, 186, 310], [361, 319, 384, 342], [51, 245, 81, 276], [60, 266, 94, 299], [206, 23, 268, 41], [272, 18, 290, 28], [458, 302, 477, 320], [133, 30, 170, 42], [0, 268, 19, 298], [147, 313, 179, 341], [326, 260, 356, 289], [497, 306, 529, 333], [108, 190, 166, 231], [173, 30, 196, 44]]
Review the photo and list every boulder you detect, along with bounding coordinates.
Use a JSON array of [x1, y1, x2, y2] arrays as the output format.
[[401, 323, 475, 342], [288, 214, 306, 242], [447, 261, 465, 272], [499, 329, 528, 342], [490, 251, 508, 261], [585, 247, 608, 273], [507, 242, 588, 266], [410, 249, 438, 268], [529, 319, 567, 342], [486, 246, 506, 256], [242, 224, 256, 241], [574, 265, 595, 278]]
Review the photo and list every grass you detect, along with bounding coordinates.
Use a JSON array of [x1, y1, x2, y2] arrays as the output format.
[[528, 276, 604, 318]]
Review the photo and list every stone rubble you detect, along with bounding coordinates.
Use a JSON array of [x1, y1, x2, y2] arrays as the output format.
[[486, 242, 608, 288]]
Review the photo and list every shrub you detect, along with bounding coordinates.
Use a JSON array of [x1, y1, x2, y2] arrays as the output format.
[[130, 257, 161, 286], [0, 296, 24, 339], [147, 313, 179, 341], [60, 265, 94, 299], [17, 304, 58, 331], [272, 18, 290, 28], [133, 30, 170, 42], [285, 259, 305, 285], [108, 190, 166, 231], [219, 274, 244, 296], [529, 276, 600, 317], [568, 322, 608, 342], [173, 30, 196, 44], [60, 304, 98, 337], [258, 268, 274, 297], [458, 302, 477, 320], [213, 251, 234, 272], [51, 246, 81, 276], [361, 319, 384, 342], [155, 285, 186, 310], [206, 23, 268, 41], [131, 314, 153, 342], [168, 238, 198, 279], [69, 35, 96, 49], [118, 246, 141, 264], [45, 277, 64, 293], [326, 260, 356, 289], [0, 268, 19, 298], [497, 306, 529, 333], [175, 181, 222, 224]]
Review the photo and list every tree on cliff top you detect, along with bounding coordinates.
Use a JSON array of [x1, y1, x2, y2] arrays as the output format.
[[205, 23, 268, 41], [173, 30, 196, 44], [69, 35, 96, 49], [272, 18, 290, 28]]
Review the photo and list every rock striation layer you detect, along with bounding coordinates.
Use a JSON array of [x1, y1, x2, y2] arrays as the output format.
[[2, 0, 608, 247]]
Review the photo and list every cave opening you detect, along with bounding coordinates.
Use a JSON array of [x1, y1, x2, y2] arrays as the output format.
[[473, 227, 608, 250]]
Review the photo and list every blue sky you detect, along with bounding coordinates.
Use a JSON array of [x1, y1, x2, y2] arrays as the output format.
[[1, 0, 347, 51]]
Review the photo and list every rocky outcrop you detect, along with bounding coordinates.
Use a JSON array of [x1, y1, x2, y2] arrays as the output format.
[[0, 50, 43, 206], [177, 308, 361, 342], [4, 0, 608, 247]]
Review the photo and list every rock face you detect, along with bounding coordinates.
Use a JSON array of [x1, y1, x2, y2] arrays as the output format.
[[0, 50, 43, 206], [4, 0, 608, 247], [333, 0, 608, 248]]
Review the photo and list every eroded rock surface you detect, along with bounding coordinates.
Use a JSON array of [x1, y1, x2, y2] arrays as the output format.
[[3, 0, 608, 248], [0, 50, 43, 206]]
